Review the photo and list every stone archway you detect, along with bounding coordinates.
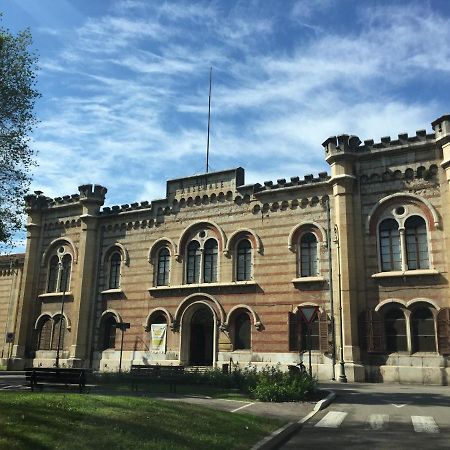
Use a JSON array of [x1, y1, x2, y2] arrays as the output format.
[[180, 301, 217, 367]]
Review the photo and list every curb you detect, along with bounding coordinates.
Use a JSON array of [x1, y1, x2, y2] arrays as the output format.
[[251, 389, 336, 450]]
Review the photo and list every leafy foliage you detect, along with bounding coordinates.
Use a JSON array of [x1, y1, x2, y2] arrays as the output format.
[[0, 15, 39, 245]]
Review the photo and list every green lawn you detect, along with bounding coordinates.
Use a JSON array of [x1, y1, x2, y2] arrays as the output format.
[[0, 392, 282, 450]]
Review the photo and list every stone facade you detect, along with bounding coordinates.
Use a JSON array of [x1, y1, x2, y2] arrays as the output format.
[[1, 115, 450, 384]]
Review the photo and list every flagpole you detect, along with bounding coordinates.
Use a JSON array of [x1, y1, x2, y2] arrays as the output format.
[[206, 67, 212, 174]]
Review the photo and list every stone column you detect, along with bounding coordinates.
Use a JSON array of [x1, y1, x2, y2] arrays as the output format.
[[10, 193, 49, 369], [69, 184, 107, 367], [323, 135, 365, 381]]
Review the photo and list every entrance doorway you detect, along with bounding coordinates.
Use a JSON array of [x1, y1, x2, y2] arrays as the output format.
[[189, 307, 213, 366]]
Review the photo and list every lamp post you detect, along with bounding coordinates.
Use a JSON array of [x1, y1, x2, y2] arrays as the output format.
[[333, 225, 347, 383], [55, 261, 66, 369], [117, 322, 130, 373]]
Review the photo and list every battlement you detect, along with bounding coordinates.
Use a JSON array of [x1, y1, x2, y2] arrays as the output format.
[[255, 172, 329, 194]]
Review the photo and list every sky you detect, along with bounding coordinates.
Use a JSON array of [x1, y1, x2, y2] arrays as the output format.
[[2, 0, 450, 252]]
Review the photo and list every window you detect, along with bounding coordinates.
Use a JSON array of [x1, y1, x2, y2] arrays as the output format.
[[378, 213, 430, 272], [203, 239, 218, 283], [186, 238, 218, 284], [379, 219, 401, 271], [299, 233, 318, 277], [187, 241, 201, 284], [51, 315, 66, 351], [385, 309, 407, 352], [37, 315, 67, 351], [46, 249, 72, 293], [405, 216, 429, 270], [102, 315, 117, 350], [38, 317, 52, 350], [234, 312, 251, 350], [411, 307, 436, 352], [289, 309, 328, 352], [157, 248, 170, 286], [109, 252, 122, 289], [236, 239, 252, 281]]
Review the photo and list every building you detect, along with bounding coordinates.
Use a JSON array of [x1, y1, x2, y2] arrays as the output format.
[[1, 114, 450, 384]]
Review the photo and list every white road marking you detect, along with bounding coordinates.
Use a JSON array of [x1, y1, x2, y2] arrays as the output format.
[[392, 404, 406, 408], [368, 414, 389, 430], [231, 402, 254, 413], [314, 411, 348, 428], [411, 416, 439, 433]]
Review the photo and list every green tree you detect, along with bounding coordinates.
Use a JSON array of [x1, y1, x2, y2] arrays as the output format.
[[0, 16, 39, 246]]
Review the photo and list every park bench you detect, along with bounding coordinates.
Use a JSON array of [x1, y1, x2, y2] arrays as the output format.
[[130, 365, 185, 393], [25, 367, 87, 393]]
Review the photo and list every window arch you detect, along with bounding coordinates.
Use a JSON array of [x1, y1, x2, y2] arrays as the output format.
[[46, 247, 72, 293], [101, 315, 117, 351], [109, 252, 122, 289], [384, 308, 407, 352], [411, 306, 436, 353], [299, 233, 318, 277], [289, 308, 328, 352], [236, 239, 252, 281], [234, 312, 251, 350], [405, 216, 429, 270], [185, 236, 219, 284], [157, 248, 170, 286]]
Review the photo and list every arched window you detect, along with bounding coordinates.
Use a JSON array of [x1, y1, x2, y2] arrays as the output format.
[[379, 219, 401, 271], [234, 312, 251, 350], [157, 248, 170, 286], [385, 309, 407, 352], [405, 216, 429, 270], [236, 240, 252, 281], [51, 315, 66, 351], [46, 250, 72, 293], [203, 239, 218, 283], [60, 254, 72, 292], [187, 241, 201, 284], [47, 255, 59, 293], [411, 307, 436, 352], [109, 252, 122, 289], [102, 315, 117, 351], [300, 233, 318, 277], [38, 317, 52, 350]]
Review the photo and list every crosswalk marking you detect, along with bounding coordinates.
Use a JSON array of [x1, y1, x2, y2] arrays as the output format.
[[315, 411, 348, 428], [313, 413, 441, 434], [368, 414, 389, 430], [411, 416, 439, 433]]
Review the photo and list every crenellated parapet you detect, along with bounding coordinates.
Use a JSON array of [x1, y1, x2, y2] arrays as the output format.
[[432, 114, 450, 182]]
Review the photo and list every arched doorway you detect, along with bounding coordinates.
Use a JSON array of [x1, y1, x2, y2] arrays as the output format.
[[189, 306, 214, 365]]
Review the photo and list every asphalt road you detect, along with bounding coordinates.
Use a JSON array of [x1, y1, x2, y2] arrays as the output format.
[[282, 382, 450, 450]]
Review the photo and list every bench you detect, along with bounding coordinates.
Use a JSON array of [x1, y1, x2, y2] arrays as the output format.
[[130, 365, 185, 393], [25, 367, 87, 393]]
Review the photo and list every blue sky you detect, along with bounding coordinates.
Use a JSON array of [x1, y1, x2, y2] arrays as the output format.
[[3, 0, 450, 251]]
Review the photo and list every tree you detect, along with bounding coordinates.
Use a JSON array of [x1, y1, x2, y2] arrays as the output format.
[[0, 15, 39, 246]]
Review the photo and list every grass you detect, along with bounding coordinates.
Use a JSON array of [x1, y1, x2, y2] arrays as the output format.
[[0, 392, 283, 450]]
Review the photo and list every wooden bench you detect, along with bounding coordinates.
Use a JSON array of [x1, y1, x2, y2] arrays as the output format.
[[130, 365, 185, 393], [25, 367, 87, 393]]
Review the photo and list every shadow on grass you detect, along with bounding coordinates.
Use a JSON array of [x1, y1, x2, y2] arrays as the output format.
[[0, 393, 282, 450]]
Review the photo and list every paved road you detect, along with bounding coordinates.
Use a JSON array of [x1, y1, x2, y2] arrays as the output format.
[[282, 382, 450, 450]]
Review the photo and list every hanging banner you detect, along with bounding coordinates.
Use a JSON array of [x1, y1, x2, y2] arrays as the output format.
[[151, 324, 167, 353]]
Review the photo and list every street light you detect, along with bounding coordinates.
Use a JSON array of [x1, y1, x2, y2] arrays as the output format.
[[55, 261, 67, 369], [334, 225, 347, 383]]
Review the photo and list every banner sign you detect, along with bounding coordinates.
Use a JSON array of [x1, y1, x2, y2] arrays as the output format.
[[150, 324, 167, 353]]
